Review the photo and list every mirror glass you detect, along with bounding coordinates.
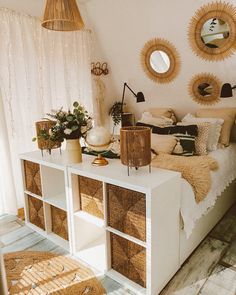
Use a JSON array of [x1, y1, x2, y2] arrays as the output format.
[[150, 50, 170, 73], [197, 83, 213, 97], [201, 18, 230, 48]]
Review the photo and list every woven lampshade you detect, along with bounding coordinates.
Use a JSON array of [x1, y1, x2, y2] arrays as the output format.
[[42, 0, 85, 31]]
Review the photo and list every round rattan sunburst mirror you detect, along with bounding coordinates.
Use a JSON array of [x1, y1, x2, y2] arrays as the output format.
[[141, 38, 181, 83], [188, 1, 236, 61], [189, 73, 221, 105]]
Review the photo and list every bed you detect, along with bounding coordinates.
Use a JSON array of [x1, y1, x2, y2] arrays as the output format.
[[180, 143, 236, 264]]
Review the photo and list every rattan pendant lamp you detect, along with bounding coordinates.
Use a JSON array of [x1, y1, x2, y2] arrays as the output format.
[[42, 0, 84, 31]]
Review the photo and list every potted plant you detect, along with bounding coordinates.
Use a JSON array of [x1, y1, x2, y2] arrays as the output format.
[[34, 101, 92, 162], [109, 101, 123, 135]]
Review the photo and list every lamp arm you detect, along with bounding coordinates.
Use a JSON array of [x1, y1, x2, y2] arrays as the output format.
[[232, 85, 236, 90], [121, 83, 126, 113], [125, 83, 137, 97]]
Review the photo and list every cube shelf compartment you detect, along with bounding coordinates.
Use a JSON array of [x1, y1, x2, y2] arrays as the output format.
[[78, 175, 104, 219], [51, 205, 68, 241], [107, 184, 146, 242], [24, 160, 42, 196], [110, 232, 146, 288], [27, 195, 45, 230], [21, 153, 69, 250]]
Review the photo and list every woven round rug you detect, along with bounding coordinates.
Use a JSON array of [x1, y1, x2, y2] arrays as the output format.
[[4, 251, 106, 294]]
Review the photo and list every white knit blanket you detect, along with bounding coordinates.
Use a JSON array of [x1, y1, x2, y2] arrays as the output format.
[[181, 143, 236, 238]]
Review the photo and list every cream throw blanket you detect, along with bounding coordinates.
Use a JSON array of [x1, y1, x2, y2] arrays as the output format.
[[152, 154, 219, 203]]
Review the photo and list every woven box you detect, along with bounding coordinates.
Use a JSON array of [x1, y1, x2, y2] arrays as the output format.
[[28, 195, 45, 230], [51, 205, 68, 241], [78, 176, 104, 219], [24, 160, 42, 196], [110, 233, 146, 287], [107, 184, 146, 241]]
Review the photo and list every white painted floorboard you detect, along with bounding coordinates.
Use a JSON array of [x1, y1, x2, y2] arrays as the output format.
[[1, 202, 236, 294]]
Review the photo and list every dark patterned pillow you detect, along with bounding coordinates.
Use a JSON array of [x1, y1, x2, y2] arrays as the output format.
[[136, 122, 198, 136], [172, 134, 196, 156]]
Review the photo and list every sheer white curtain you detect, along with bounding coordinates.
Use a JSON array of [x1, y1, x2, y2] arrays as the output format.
[[0, 8, 93, 214]]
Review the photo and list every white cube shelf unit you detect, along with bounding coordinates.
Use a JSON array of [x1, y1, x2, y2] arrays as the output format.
[[20, 151, 70, 251], [68, 155, 182, 295], [20, 151, 182, 295]]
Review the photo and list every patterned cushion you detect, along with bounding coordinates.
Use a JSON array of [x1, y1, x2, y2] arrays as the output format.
[[178, 122, 210, 155], [182, 114, 224, 151], [138, 112, 173, 126], [173, 134, 196, 156], [196, 108, 236, 146], [146, 107, 177, 122]]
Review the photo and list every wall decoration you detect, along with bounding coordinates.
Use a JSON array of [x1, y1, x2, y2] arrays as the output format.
[[91, 62, 109, 76], [188, 73, 221, 105], [141, 38, 181, 83], [188, 1, 236, 61]]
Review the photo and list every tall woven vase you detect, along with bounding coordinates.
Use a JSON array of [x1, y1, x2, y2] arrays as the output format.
[[65, 139, 82, 163]]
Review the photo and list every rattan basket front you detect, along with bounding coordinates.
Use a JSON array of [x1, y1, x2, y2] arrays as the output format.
[[110, 233, 146, 287], [24, 161, 42, 196], [78, 176, 104, 219], [107, 184, 146, 241], [28, 195, 45, 230], [51, 206, 68, 241]]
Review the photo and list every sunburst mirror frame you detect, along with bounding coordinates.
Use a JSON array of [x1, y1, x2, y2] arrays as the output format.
[[141, 38, 181, 84], [189, 73, 221, 105], [188, 1, 236, 61]]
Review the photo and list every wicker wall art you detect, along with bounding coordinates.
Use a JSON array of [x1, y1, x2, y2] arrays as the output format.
[[28, 196, 45, 230], [188, 1, 236, 61], [110, 233, 146, 287], [141, 38, 181, 83], [51, 205, 69, 240], [107, 184, 146, 241], [78, 176, 104, 219], [24, 160, 42, 196], [188, 73, 221, 105]]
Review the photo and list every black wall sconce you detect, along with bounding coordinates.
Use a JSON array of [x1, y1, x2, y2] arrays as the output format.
[[121, 82, 145, 112], [120, 82, 145, 127], [220, 83, 236, 98]]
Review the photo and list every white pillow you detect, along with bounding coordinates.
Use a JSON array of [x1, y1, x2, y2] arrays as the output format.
[[151, 134, 177, 154], [139, 112, 173, 126], [182, 113, 224, 151]]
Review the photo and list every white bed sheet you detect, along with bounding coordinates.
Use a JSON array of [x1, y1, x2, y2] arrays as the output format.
[[181, 143, 236, 238]]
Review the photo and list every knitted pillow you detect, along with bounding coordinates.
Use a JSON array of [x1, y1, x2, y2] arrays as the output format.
[[196, 108, 236, 146]]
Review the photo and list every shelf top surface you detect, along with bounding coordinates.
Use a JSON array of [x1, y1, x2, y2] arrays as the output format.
[[69, 155, 180, 192], [20, 150, 67, 169]]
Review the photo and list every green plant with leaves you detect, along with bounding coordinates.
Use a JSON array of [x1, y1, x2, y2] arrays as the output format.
[[33, 102, 92, 143], [109, 101, 123, 126]]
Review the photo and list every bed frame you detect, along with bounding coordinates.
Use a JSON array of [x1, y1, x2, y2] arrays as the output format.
[[180, 179, 236, 264]]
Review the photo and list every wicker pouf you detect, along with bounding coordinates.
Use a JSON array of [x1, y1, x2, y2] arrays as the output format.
[[51, 206, 69, 240], [107, 184, 146, 241], [24, 160, 42, 196], [78, 176, 104, 219], [110, 233, 146, 287], [28, 196, 45, 230]]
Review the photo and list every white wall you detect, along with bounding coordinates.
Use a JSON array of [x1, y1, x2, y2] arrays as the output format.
[[81, 0, 236, 121]]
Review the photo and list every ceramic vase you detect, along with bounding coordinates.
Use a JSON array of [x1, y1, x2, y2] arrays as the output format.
[[65, 139, 82, 163]]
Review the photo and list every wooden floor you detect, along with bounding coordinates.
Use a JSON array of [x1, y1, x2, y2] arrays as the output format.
[[0, 203, 236, 295]]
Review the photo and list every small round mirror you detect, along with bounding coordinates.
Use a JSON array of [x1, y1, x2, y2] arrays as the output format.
[[201, 18, 230, 48], [189, 73, 221, 105], [150, 50, 170, 73]]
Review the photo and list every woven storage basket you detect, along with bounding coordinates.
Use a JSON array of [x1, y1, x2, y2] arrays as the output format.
[[24, 161, 42, 196], [107, 184, 146, 241], [28, 195, 45, 230], [51, 205, 68, 240], [78, 176, 104, 219], [111, 233, 146, 287], [35, 120, 61, 151]]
